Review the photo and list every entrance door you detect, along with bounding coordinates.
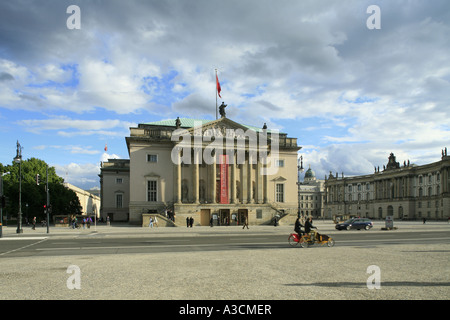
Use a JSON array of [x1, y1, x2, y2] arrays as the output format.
[[200, 209, 211, 226], [219, 209, 230, 225]]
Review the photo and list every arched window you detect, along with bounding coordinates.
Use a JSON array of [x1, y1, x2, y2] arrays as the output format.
[[387, 205, 394, 216]]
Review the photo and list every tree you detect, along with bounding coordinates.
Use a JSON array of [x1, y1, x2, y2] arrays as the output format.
[[1, 158, 82, 223]]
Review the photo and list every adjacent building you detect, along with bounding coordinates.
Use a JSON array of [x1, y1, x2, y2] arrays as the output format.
[[98, 159, 130, 222], [63, 182, 101, 218], [299, 165, 325, 218], [324, 150, 450, 220]]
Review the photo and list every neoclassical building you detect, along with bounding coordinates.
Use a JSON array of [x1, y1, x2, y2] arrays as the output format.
[[299, 165, 325, 218], [100, 115, 301, 226], [99, 159, 130, 221], [324, 151, 450, 220], [63, 182, 101, 218]]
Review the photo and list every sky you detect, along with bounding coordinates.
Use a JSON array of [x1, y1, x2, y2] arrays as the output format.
[[0, 0, 449, 190]]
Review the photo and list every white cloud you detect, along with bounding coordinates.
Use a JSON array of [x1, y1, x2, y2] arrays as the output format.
[[54, 162, 100, 188], [16, 117, 136, 136], [101, 152, 121, 163], [33, 144, 100, 155], [1, 0, 450, 188]]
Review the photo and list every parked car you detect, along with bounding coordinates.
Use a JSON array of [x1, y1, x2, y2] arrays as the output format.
[[335, 218, 373, 230]]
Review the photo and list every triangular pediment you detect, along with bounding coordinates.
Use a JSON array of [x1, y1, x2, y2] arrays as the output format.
[[144, 172, 160, 178], [272, 176, 287, 182], [187, 117, 253, 136]]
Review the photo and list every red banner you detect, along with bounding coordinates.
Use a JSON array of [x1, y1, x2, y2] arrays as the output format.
[[220, 155, 228, 204]]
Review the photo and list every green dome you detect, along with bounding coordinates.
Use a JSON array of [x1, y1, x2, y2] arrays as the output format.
[[304, 166, 315, 179]]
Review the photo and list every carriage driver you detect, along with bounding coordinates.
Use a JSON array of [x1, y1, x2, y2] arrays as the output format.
[[294, 217, 305, 238], [304, 217, 317, 242]]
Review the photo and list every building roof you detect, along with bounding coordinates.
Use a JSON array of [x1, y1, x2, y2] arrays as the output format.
[[144, 117, 275, 133], [145, 118, 210, 128], [304, 165, 316, 179]]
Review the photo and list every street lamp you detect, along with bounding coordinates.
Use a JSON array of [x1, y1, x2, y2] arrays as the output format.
[[14, 140, 23, 234], [297, 155, 304, 218]]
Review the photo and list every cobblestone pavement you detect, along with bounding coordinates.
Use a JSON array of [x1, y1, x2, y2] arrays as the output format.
[[0, 221, 449, 300]]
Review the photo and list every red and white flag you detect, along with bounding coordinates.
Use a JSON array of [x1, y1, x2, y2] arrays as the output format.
[[216, 74, 222, 98]]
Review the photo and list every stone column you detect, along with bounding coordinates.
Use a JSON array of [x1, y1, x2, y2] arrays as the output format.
[[248, 152, 254, 203], [176, 152, 182, 204], [256, 161, 263, 204], [211, 154, 217, 203], [241, 153, 248, 204], [231, 152, 237, 204], [193, 148, 200, 204], [263, 164, 268, 203]]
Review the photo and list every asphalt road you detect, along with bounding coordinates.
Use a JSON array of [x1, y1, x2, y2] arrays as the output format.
[[1, 227, 449, 257]]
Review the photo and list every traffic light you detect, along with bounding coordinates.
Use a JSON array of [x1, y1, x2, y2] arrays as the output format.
[[36, 174, 40, 185]]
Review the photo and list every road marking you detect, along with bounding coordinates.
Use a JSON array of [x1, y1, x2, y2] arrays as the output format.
[[34, 242, 286, 251], [143, 239, 187, 242], [0, 238, 48, 256], [0, 237, 48, 241]]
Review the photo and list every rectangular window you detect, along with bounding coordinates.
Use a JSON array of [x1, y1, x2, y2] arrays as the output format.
[[256, 209, 262, 219], [276, 160, 285, 167], [147, 154, 158, 163], [116, 178, 123, 184], [116, 194, 123, 209], [276, 183, 284, 202], [147, 180, 157, 202]]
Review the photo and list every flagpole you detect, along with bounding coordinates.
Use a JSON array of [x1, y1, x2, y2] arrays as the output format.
[[215, 68, 218, 120]]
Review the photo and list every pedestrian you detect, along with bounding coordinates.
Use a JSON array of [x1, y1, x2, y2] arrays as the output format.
[[186, 217, 190, 227], [32, 216, 36, 230], [189, 217, 194, 227], [242, 216, 249, 229], [82, 218, 86, 229], [210, 217, 213, 227], [149, 217, 153, 228], [87, 217, 91, 229], [154, 216, 158, 227]]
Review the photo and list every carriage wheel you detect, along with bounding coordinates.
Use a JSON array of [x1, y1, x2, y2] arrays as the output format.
[[327, 239, 335, 247], [300, 238, 309, 248], [288, 234, 299, 247]]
